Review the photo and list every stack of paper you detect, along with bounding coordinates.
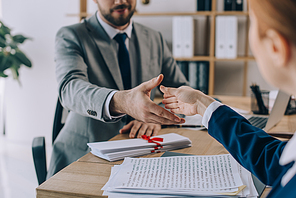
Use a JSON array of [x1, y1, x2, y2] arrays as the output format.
[[87, 133, 192, 161], [102, 154, 259, 197]]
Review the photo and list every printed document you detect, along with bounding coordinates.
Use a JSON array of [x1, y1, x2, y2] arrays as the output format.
[[103, 154, 247, 196]]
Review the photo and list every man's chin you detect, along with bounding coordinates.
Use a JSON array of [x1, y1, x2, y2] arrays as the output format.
[[114, 20, 130, 27], [111, 15, 132, 26], [112, 13, 129, 21], [102, 9, 134, 27]]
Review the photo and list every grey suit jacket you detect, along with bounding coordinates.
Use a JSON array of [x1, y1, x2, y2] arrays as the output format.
[[47, 14, 188, 178]]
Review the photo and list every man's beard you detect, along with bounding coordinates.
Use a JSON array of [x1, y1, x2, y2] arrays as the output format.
[[101, 4, 135, 26]]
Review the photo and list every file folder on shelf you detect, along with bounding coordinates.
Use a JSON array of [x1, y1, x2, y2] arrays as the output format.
[[215, 16, 238, 59], [172, 17, 183, 57], [183, 16, 194, 57], [189, 61, 199, 89], [197, 0, 212, 11], [172, 16, 195, 58], [215, 16, 227, 58], [204, 0, 212, 11], [235, 0, 243, 11], [188, 61, 209, 94], [224, 0, 243, 11], [177, 61, 189, 80], [226, 16, 238, 59], [198, 61, 209, 94], [197, 0, 205, 11], [224, 0, 234, 11]]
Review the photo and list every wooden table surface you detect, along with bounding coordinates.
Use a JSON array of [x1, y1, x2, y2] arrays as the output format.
[[36, 96, 296, 198]]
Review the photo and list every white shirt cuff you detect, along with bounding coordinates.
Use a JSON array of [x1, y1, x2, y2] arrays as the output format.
[[103, 90, 126, 121], [202, 101, 223, 129]]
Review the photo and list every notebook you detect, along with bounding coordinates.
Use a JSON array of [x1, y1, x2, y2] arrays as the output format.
[[244, 90, 290, 132]]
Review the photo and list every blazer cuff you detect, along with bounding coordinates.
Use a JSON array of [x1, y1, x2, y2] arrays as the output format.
[[103, 90, 126, 122], [202, 101, 223, 129]]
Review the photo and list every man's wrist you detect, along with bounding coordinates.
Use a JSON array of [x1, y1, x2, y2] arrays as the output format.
[[103, 90, 126, 121], [110, 90, 128, 116]]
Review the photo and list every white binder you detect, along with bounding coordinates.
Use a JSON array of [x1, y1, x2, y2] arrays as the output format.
[[215, 16, 227, 58], [216, 16, 238, 59], [225, 16, 238, 58], [172, 16, 194, 57], [172, 17, 183, 57], [182, 16, 194, 57]]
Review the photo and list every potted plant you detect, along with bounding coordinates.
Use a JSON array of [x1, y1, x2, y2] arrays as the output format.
[[0, 20, 32, 82]]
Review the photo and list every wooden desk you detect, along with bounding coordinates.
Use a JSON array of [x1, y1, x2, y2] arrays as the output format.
[[36, 96, 296, 198]]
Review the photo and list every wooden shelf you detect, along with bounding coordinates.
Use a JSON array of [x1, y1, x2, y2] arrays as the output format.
[[74, 0, 251, 96], [215, 11, 249, 16], [67, 11, 249, 18], [135, 11, 249, 16], [175, 56, 211, 61], [66, 12, 213, 18], [134, 11, 213, 16], [214, 56, 255, 61], [66, 13, 90, 18], [175, 56, 255, 62]]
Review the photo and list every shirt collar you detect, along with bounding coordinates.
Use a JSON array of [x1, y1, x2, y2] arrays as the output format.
[[96, 12, 133, 40]]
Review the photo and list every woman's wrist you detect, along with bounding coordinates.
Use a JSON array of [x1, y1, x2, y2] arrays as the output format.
[[195, 92, 216, 116]]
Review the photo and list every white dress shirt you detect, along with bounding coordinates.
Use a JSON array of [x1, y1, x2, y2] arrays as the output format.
[[279, 132, 296, 186], [96, 12, 133, 121]]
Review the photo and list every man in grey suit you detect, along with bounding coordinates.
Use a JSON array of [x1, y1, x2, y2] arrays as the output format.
[[47, 0, 188, 178]]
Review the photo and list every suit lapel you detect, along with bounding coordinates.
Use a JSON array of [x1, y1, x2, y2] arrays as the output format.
[[85, 15, 124, 90], [133, 23, 151, 83]]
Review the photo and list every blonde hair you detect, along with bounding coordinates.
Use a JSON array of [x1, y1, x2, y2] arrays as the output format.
[[250, 0, 296, 45]]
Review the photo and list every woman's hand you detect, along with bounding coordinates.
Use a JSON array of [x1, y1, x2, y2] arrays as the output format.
[[160, 85, 215, 116], [110, 74, 185, 125], [120, 120, 161, 138]]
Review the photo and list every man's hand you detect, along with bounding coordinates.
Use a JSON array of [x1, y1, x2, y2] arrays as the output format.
[[120, 120, 161, 138], [160, 85, 215, 117], [110, 74, 185, 125]]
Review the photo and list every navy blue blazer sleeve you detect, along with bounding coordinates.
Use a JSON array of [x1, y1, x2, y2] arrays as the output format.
[[207, 105, 290, 186]]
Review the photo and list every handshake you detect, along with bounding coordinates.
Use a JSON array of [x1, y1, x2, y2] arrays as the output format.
[[110, 74, 215, 133]]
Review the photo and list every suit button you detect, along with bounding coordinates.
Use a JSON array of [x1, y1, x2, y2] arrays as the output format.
[[87, 109, 97, 116]]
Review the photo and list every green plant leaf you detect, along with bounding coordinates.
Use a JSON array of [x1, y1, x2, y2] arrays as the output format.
[[0, 21, 11, 37], [10, 64, 20, 82], [0, 20, 32, 81], [0, 54, 13, 73], [0, 37, 6, 47], [10, 63, 22, 85], [0, 72, 8, 77], [7, 42, 18, 49], [0, 54, 6, 72], [14, 50, 32, 67], [13, 34, 30, 44]]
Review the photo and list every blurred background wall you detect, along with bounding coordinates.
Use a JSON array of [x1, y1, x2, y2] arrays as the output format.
[[0, 0, 275, 197], [1, 0, 274, 152]]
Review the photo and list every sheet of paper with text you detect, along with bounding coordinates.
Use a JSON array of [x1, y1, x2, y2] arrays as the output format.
[[105, 154, 244, 195]]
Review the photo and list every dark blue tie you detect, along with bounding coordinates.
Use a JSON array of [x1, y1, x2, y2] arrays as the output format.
[[114, 33, 131, 90]]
